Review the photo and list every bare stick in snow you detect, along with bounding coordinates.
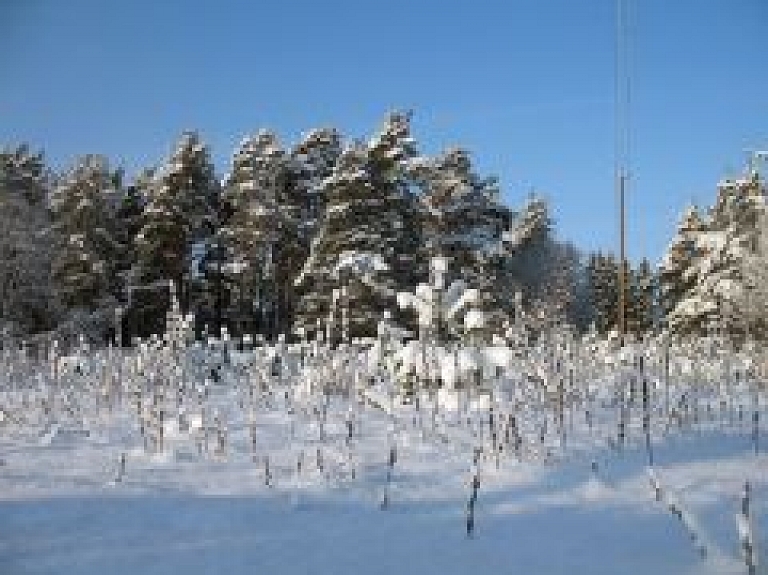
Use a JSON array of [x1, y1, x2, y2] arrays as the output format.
[[647, 468, 708, 558], [738, 481, 758, 575]]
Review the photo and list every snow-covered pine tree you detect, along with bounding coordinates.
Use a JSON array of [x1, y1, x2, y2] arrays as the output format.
[[628, 257, 657, 338], [219, 134, 270, 339], [743, 204, 768, 341], [367, 111, 427, 297], [219, 131, 306, 340], [558, 242, 591, 332], [543, 242, 583, 330], [50, 154, 120, 340], [422, 148, 477, 259], [0, 144, 48, 205], [661, 171, 766, 341], [134, 132, 217, 337], [622, 261, 640, 339], [504, 194, 579, 335], [117, 168, 154, 342], [0, 144, 55, 337], [291, 128, 343, 244], [504, 194, 554, 291], [113, 175, 146, 298], [293, 142, 380, 343], [658, 205, 705, 337], [586, 252, 619, 335], [705, 170, 767, 341], [293, 112, 424, 342], [421, 148, 513, 337]]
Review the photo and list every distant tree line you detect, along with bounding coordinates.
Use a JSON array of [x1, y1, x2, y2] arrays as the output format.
[[1, 113, 765, 348]]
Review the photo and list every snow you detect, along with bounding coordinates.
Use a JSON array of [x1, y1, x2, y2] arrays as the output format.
[[672, 296, 717, 319], [1, 337, 767, 575], [397, 260, 482, 337], [464, 309, 485, 330], [697, 230, 728, 254], [334, 251, 390, 277], [1, 426, 764, 574]]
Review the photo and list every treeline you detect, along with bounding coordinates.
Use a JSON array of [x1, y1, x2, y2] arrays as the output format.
[[1, 112, 765, 347]]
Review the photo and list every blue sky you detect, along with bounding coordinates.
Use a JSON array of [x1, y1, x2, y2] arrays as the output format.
[[1, 0, 766, 263]]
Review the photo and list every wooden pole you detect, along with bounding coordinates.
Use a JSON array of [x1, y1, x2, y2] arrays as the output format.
[[615, 0, 630, 347], [619, 172, 626, 345]]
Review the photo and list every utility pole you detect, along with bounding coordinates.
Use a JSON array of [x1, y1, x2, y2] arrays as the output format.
[[615, 0, 631, 346], [618, 172, 626, 344]]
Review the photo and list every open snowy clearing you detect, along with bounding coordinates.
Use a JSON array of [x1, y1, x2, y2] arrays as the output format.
[[1, 404, 766, 574], [1, 338, 766, 574]]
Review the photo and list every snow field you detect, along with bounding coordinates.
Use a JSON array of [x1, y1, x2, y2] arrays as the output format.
[[0, 337, 766, 574]]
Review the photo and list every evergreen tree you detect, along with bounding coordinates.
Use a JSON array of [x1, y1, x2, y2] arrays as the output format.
[[704, 171, 766, 340], [0, 144, 48, 204], [134, 174, 186, 337], [627, 257, 656, 337], [293, 142, 380, 342], [708, 170, 768, 339], [50, 155, 118, 314], [504, 194, 554, 295], [113, 174, 147, 294], [743, 205, 768, 340], [586, 252, 619, 335], [293, 112, 423, 342], [660, 171, 766, 340], [366, 111, 427, 297], [504, 194, 582, 333], [134, 132, 217, 337], [559, 243, 591, 332], [291, 128, 342, 243], [585, 252, 656, 338], [658, 205, 705, 335], [545, 242, 585, 330], [0, 144, 54, 337], [112, 174, 148, 343], [219, 131, 305, 339], [421, 148, 513, 333]]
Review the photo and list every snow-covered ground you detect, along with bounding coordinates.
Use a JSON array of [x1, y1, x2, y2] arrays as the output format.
[[1, 341, 766, 574]]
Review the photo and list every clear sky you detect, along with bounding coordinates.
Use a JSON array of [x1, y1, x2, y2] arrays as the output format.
[[1, 0, 766, 263]]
